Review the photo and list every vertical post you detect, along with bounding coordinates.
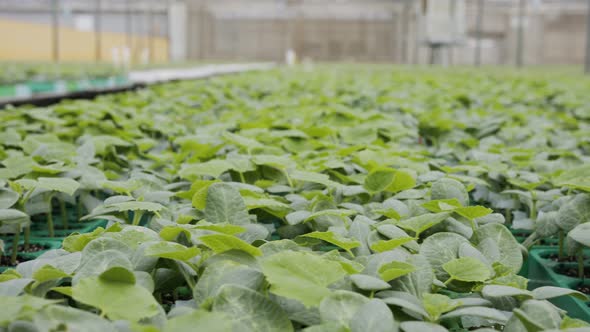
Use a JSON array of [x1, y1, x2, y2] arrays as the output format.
[[475, 0, 485, 66], [95, 0, 102, 62], [516, 0, 526, 68], [51, 0, 60, 62], [126, 0, 133, 50], [585, 0, 590, 73], [148, 0, 155, 63], [401, 0, 411, 64]]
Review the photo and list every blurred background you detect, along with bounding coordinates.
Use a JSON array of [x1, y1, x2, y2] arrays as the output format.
[[0, 0, 588, 68]]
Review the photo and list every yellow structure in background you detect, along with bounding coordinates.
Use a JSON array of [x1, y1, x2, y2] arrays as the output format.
[[0, 19, 168, 63]]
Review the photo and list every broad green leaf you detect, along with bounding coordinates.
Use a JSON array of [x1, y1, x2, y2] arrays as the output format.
[[212, 285, 294, 332], [199, 233, 262, 256], [300, 231, 360, 254], [553, 165, 590, 192], [191, 180, 217, 210], [38, 177, 80, 196], [378, 261, 416, 282], [165, 310, 233, 332], [72, 276, 159, 322], [319, 290, 369, 326], [290, 170, 342, 188], [370, 237, 415, 253], [32, 265, 70, 283], [420, 232, 470, 280], [204, 183, 250, 225], [364, 168, 415, 193], [531, 286, 589, 301], [194, 223, 246, 235], [33, 305, 114, 332], [557, 194, 590, 232], [440, 306, 508, 324], [422, 293, 460, 321], [180, 159, 235, 179], [350, 299, 398, 332], [422, 199, 462, 213], [481, 285, 533, 299], [261, 251, 347, 307], [443, 257, 491, 283], [350, 274, 391, 291], [0, 295, 57, 327], [568, 220, 590, 247], [390, 254, 434, 299], [473, 223, 523, 273], [194, 261, 264, 306], [430, 178, 469, 206], [303, 209, 356, 223], [0, 188, 19, 209], [395, 212, 451, 236], [400, 322, 448, 332], [144, 241, 201, 261], [454, 206, 493, 220], [104, 201, 164, 213], [99, 266, 136, 284]]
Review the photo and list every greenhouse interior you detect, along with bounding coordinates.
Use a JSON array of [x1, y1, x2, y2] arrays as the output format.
[[1, 0, 590, 331]]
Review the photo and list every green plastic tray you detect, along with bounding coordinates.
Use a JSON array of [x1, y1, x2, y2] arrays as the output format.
[[528, 248, 590, 321]]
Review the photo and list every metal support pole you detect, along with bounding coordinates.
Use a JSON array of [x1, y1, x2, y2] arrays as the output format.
[[148, 0, 155, 63], [126, 0, 132, 50], [475, 0, 485, 66], [585, 0, 590, 73], [51, 0, 60, 62], [401, 0, 411, 64], [95, 0, 102, 62], [516, 0, 526, 68]]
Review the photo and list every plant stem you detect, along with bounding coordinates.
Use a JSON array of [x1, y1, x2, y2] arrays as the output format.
[[77, 197, 83, 222], [558, 230, 565, 261], [132, 211, 145, 226], [239, 172, 246, 183], [444, 277, 454, 286], [24, 226, 30, 251], [576, 247, 584, 281], [11, 226, 20, 265], [505, 209, 512, 227], [47, 211, 55, 238], [60, 199, 68, 230], [529, 190, 537, 222]]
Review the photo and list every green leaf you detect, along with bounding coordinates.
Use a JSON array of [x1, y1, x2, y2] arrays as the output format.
[[420, 232, 470, 281], [199, 233, 262, 256], [481, 285, 533, 299], [261, 251, 347, 307], [180, 159, 235, 179], [454, 206, 493, 220], [319, 290, 369, 326], [422, 293, 460, 321], [190, 180, 217, 210], [144, 241, 201, 261], [33, 265, 70, 283], [350, 299, 397, 332], [442, 257, 491, 283], [440, 306, 508, 324], [290, 170, 342, 188], [104, 201, 164, 213], [34, 305, 114, 332], [303, 209, 356, 223], [554, 165, 590, 192], [395, 212, 451, 236], [212, 285, 294, 332], [204, 183, 250, 225], [557, 194, 590, 232], [400, 322, 448, 332], [194, 261, 264, 306], [531, 286, 589, 301], [350, 274, 391, 291], [99, 266, 136, 284], [364, 168, 415, 193], [568, 220, 590, 247], [0, 188, 19, 209], [38, 177, 80, 196], [473, 223, 523, 274], [300, 231, 360, 254], [430, 178, 469, 206], [0, 295, 57, 327], [165, 310, 233, 332], [72, 276, 159, 322], [378, 261, 416, 282], [370, 237, 415, 253]]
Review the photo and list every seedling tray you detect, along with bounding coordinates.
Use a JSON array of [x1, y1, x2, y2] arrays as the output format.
[[528, 248, 590, 321]]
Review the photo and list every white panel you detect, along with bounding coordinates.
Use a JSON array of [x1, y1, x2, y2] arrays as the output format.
[[169, 2, 187, 61]]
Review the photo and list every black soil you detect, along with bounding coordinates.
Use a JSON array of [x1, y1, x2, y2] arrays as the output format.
[[544, 253, 577, 263], [16, 243, 50, 253], [555, 266, 590, 279], [576, 285, 590, 295], [0, 255, 30, 266]]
